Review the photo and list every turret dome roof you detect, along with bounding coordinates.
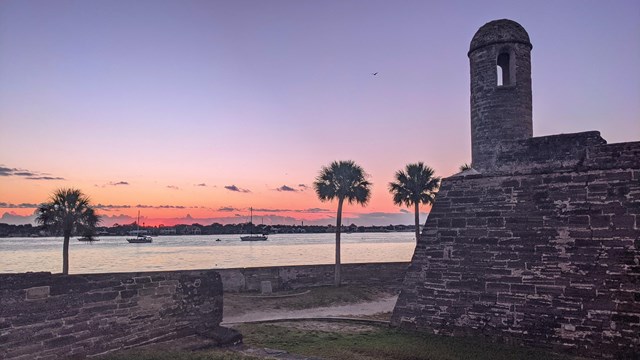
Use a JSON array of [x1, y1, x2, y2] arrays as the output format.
[[469, 19, 532, 54]]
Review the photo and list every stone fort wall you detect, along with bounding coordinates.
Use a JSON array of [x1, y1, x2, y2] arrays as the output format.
[[391, 137, 640, 358], [0, 270, 223, 359], [217, 262, 408, 292], [0, 262, 408, 359]]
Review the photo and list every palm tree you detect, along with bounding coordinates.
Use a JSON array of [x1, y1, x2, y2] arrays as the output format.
[[459, 163, 471, 171], [36, 188, 100, 274], [389, 163, 440, 242], [314, 160, 371, 286]]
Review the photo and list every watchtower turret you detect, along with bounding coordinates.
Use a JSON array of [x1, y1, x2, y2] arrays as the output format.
[[469, 19, 533, 172]]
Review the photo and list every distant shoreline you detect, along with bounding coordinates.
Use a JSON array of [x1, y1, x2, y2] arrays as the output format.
[[0, 222, 418, 238]]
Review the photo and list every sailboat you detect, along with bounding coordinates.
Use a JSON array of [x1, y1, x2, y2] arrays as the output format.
[[127, 211, 153, 243], [240, 207, 268, 241]]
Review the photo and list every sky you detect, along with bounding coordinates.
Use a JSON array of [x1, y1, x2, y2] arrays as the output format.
[[1, 0, 639, 227]]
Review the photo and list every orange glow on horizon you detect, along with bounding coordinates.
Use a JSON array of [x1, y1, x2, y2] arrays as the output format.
[[0, 184, 434, 227]]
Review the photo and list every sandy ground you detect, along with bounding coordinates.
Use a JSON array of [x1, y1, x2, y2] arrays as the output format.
[[131, 287, 398, 358], [222, 294, 398, 324]]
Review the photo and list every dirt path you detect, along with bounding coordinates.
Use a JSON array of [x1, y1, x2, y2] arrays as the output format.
[[222, 294, 398, 324]]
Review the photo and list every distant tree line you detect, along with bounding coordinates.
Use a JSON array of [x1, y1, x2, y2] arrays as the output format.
[[0, 221, 415, 238]]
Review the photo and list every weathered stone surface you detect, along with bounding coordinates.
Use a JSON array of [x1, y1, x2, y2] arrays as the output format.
[[261, 281, 273, 294], [0, 263, 406, 359], [469, 19, 533, 173], [0, 270, 223, 359], [392, 157, 640, 359], [469, 19, 531, 54], [25, 286, 50, 300], [392, 18, 640, 360], [216, 262, 408, 292]]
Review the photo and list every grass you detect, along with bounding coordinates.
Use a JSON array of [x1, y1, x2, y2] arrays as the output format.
[[236, 322, 581, 360], [99, 321, 582, 360]]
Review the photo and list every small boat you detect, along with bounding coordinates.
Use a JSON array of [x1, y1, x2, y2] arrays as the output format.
[[77, 236, 99, 242], [240, 234, 268, 241], [127, 235, 152, 243], [127, 211, 152, 243], [240, 207, 268, 241]]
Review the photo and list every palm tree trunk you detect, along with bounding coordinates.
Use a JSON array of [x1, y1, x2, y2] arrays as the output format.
[[335, 197, 344, 287], [415, 202, 420, 243], [62, 233, 70, 275]]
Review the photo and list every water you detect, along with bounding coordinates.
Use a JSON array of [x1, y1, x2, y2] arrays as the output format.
[[0, 232, 415, 274]]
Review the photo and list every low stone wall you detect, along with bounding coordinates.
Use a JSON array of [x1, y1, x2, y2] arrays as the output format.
[[0, 262, 407, 359], [0, 270, 223, 359], [217, 262, 409, 292]]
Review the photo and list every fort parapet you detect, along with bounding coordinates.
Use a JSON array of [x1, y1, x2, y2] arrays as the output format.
[[0, 270, 224, 359], [392, 19, 640, 359]]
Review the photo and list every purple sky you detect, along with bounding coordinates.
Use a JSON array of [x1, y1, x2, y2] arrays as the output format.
[[0, 0, 638, 226]]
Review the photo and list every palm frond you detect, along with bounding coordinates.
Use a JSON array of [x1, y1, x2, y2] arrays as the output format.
[[313, 160, 371, 206], [388, 162, 441, 208], [36, 188, 101, 236]]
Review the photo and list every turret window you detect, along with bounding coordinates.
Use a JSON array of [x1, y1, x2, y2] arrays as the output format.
[[496, 51, 515, 86]]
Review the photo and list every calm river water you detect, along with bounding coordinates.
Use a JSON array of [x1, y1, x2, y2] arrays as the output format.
[[0, 232, 415, 274]]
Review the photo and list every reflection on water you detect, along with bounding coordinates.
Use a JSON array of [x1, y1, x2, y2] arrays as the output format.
[[0, 232, 415, 274]]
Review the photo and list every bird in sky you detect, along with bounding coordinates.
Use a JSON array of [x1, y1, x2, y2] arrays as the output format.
[[371, 72, 378, 76]]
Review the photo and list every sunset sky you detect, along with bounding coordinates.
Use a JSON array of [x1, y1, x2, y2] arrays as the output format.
[[1, 0, 639, 227]]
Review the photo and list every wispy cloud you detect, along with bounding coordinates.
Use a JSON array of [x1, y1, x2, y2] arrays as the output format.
[[0, 167, 19, 176], [399, 209, 410, 213], [166, 185, 180, 190], [94, 204, 195, 210], [137, 204, 185, 208], [0, 165, 65, 180], [253, 208, 289, 213], [94, 204, 132, 210], [26, 176, 65, 180], [195, 183, 207, 187], [298, 184, 309, 190], [218, 206, 239, 212], [251, 207, 331, 213], [224, 185, 250, 193], [0, 202, 39, 208], [108, 181, 129, 186], [13, 171, 37, 176], [304, 208, 330, 213], [276, 185, 297, 192]]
